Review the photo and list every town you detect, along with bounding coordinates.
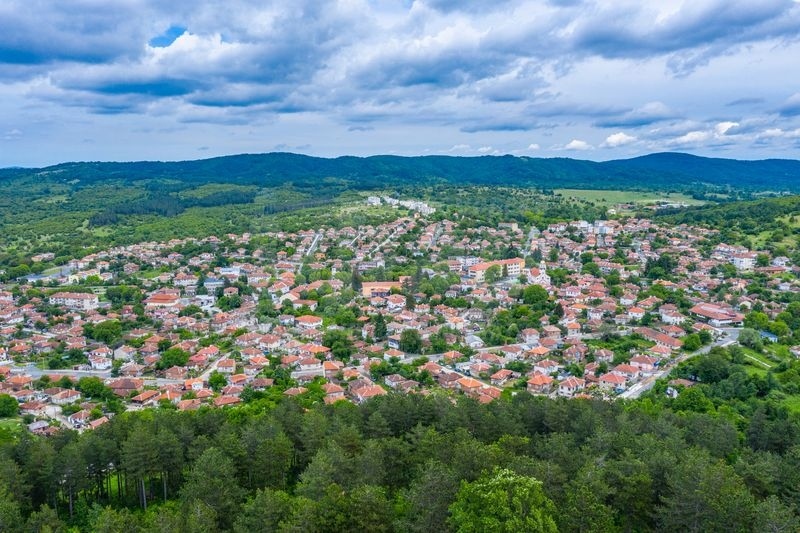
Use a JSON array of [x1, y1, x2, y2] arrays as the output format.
[[0, 197, 789, 435]]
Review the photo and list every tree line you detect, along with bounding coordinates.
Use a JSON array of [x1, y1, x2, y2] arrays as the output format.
[[2, 376, 800, 532]]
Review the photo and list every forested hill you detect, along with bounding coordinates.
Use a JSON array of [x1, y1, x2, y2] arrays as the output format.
[[655, 194, 800, 247], [3, 152, 800, 192], [607, 152, 800, 191]]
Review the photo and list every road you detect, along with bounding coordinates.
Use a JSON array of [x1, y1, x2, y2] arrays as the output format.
[[619, 327, 741, 399], [523, 226, 540, 256], [21, 363, 182, 387], [305, 231, 323, 257], [348, 231, 363, 248]]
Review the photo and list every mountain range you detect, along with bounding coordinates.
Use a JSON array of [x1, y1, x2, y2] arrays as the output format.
[[2, 152, 799, 192]]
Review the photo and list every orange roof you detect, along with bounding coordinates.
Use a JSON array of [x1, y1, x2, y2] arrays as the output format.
[[527, 373, 554, 385]]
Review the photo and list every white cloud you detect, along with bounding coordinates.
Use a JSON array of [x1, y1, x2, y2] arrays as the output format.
[[448, 143, 471, 151], [1, 1, 800, 164], [602, 132, 636, 147], [714, 121, 739, 135], [564, 139, 593, 150], [671, 130, 712, 145]]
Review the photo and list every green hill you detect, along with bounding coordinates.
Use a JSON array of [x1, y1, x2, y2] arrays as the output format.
[[5, 151, 800, 192], [1, 151, 798, 269]]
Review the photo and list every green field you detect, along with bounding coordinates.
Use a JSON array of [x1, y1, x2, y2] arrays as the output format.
[[554, 189, 705, 206]]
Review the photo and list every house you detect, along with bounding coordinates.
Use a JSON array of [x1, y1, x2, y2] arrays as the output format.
[[599, 372, 627, 391], [216, 359, 236, 374], [457, 376, 486, 397], [731, 252, 756, 271], [131, 389, 160, 406], [48, 292, 99, 311], [612, 363, 640, 380], [558, 377, 586, 397], [629, 355, 658, 373], [635, 327, 683, 351], [437, 371, 462, 389], [322, 382, 346, 401], [89, 356, 112, 370], [689, 302, 744, 327], [51, 389, 81, 405], [521, 328, 540, 345], [527, 373, 554, 393], [353, 385, 388, 403], [490, 369, 516, 386], [534, 359, 561, 375], [68, 410, 91, 427], [296, 315, 323, 330], [107, 378, 144, 397], [214, 395, 241, 407]]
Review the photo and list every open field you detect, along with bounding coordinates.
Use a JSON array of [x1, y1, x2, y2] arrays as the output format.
[[554, 189, 705, 206]]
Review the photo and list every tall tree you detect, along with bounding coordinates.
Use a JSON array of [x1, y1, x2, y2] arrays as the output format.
[[374, 313, 387, 340], [657, 449, 755, 532], [449, 468, 558, 532], [180, 447, 244, 530], [399, 329, 423, 354], [234, 488, 294, 533], [122, 429, 158, 510]]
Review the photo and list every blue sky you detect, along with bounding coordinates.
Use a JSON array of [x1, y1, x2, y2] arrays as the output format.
[[1, 0, 799, 166]]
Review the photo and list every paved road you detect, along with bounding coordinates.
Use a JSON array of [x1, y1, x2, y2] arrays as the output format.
[[20, 363, 182, 386], [619, 327, 741, 399], [305, 231, 323, 257], [523, 226, 540, 255]]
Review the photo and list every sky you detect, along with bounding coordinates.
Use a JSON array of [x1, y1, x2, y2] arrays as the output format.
[[1, 0, 799, 167]]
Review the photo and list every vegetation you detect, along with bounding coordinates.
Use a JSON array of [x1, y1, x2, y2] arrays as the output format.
[[2, 151, 799, 270], [0, 384, 798, 531]]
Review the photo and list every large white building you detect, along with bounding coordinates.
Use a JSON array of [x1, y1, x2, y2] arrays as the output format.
[[48, 292, 99, 311], [467, 258, 525, 282]]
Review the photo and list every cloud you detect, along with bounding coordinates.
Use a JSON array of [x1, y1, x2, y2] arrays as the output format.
[[671, 130, 712, 145], [594, 102, 678, 128], [778, 93, 800, 116], [567, 0, 800, 75], [0, 1, 798, 163], [714, 121, 739, 135], [2, 128, 22, 140], [448, 144, 471, 151], [564, 139, 593, 150], [527, 143, 540, 150], [602, 132, 636, 147], [726, 97, 765, 106]]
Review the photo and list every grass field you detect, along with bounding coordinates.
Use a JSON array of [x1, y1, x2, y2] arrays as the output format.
[[554, 189, 705, 206]]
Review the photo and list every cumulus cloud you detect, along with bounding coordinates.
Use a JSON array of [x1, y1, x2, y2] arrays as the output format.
[[672, 130, 712, 145], [715, 121, 739, 135], [602, 132, 636, 147], [564, 139, 593, 150], [0, 0, 799, 163]]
